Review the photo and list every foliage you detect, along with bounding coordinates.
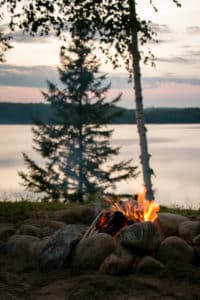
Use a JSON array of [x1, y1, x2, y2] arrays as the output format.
[[0, 33, 12, 63], [0, 12, 12, 62], [19, 38, 138, 202], [1, 0, 181, 69]]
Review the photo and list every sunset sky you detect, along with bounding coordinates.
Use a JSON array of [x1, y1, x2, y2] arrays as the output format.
[[0, 0, 200, 108]]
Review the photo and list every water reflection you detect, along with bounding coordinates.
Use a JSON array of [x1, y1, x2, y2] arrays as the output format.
[[0, 124, 199, 209]]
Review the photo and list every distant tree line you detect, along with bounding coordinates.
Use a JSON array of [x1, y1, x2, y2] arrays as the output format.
[[0, 102, 200, 124]]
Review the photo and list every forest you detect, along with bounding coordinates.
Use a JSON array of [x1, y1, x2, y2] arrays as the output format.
[[0, 102, 200, 124]]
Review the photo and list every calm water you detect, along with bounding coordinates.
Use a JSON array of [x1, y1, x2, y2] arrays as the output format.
[[0, 124, 200, 209]]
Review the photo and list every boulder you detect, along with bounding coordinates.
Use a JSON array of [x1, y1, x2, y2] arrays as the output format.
[[116, 244, 138, 261], [16, 224, 42, 238], [99, 253, 133, 275], [0, 224, 16, 241], [42, 220, 66, 237], [0, 234, 45, 271], [1, 234, 40, 255], [71, 233, 117, 270], [134, 256, 164, 274], [157, 213, 189, 238], [51, 206, 96, 225], [99, 244, 136, 275], [178, 221, 200, 244], [38, 224, 87, 272], [157, 236, 194, 266], [193, 233, 200, 245], [118, 221, 160, 254]]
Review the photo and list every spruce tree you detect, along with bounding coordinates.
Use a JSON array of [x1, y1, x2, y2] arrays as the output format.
[[19, 38, 138, 202]]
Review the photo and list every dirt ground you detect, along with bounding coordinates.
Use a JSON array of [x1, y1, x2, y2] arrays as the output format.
[[0, 205, 200, 300], [0, 255, 200, 300]]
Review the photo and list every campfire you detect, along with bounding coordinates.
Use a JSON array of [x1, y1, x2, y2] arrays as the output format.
[[107, 188, 160, 223], [3, 187, 198, 278], [82, 188, 160, 239]]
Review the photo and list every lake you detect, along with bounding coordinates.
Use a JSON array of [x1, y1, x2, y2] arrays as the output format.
[[0, 124, 200, 209]]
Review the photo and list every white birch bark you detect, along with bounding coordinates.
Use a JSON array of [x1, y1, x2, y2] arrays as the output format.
[[128, 0, 154, 200]]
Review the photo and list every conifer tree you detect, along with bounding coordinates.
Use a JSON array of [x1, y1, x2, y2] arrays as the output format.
[[19, 38, 138, 202]]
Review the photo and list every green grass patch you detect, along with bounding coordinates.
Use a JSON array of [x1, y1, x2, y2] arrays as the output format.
[[0, 200, 83, 223], [0, 199, 199, 224], [159, 205, 200, 220]]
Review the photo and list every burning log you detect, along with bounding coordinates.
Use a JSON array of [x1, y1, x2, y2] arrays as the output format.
[[81, 210, 128, 240], [96, 211, 127, 237], [82, 189, 160, 240]]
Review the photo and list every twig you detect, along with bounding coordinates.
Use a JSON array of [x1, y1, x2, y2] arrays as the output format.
[[81, 210, 104, 240]]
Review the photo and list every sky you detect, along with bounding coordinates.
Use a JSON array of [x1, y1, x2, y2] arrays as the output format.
[[0, 0, 200, 108]]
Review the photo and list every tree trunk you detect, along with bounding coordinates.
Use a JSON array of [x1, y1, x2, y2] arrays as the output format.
[[128, 0, 154, 200], [78, 92, 84, 202], [78, 124, 84, 202]]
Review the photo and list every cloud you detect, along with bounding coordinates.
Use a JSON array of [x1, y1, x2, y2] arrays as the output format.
[[144, 23, 174, 45], [12, 31, 54, 44], [108, 75, 132, 89], [156, 56, 188, 64], [185, 49, 200, 58], [0, 23, 55, 44], [1, 64, 200, 90], [143, 83, 200, 108], [1, 73, 200, 108], [151, 23, 172, 34], [156, 38, 174, 44], [186, 26, 200, 35], [143, 76, 200, 89], [157, 51, 200, 65], [0, 64, 60, 88]]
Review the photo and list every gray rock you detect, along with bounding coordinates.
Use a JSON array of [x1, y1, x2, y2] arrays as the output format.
[[16, 224, 42, 238], [2, 234, 40, 255], [178, 221, 200, 243], [134, 256, 164, 274], [157, 236, 194, 266], [118, 221, 160, 254], [99, 243, 136, 275], [99, 253, 133, 275], [0, 234, 43, 271], [38, 224, 87, 272], [157, 213, 189, 238], [42, 220, 66, 237], [71, 233, 117, 270], [0, 224, 16, 241], [193, 233, 200, 245]]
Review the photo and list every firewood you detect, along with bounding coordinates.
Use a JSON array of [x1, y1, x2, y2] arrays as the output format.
[[81, 210, 104, 240]]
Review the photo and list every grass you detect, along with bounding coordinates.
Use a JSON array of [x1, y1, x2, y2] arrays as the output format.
[[159, 205, 200, 220], [0, 198, 199, 224], [0, 200, 83, 223]]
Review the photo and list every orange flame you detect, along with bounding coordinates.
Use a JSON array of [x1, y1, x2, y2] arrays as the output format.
[[109, 188, 160, 223]]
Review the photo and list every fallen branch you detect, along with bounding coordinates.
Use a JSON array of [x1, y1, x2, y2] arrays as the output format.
[[81, 210, 104, 241]]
